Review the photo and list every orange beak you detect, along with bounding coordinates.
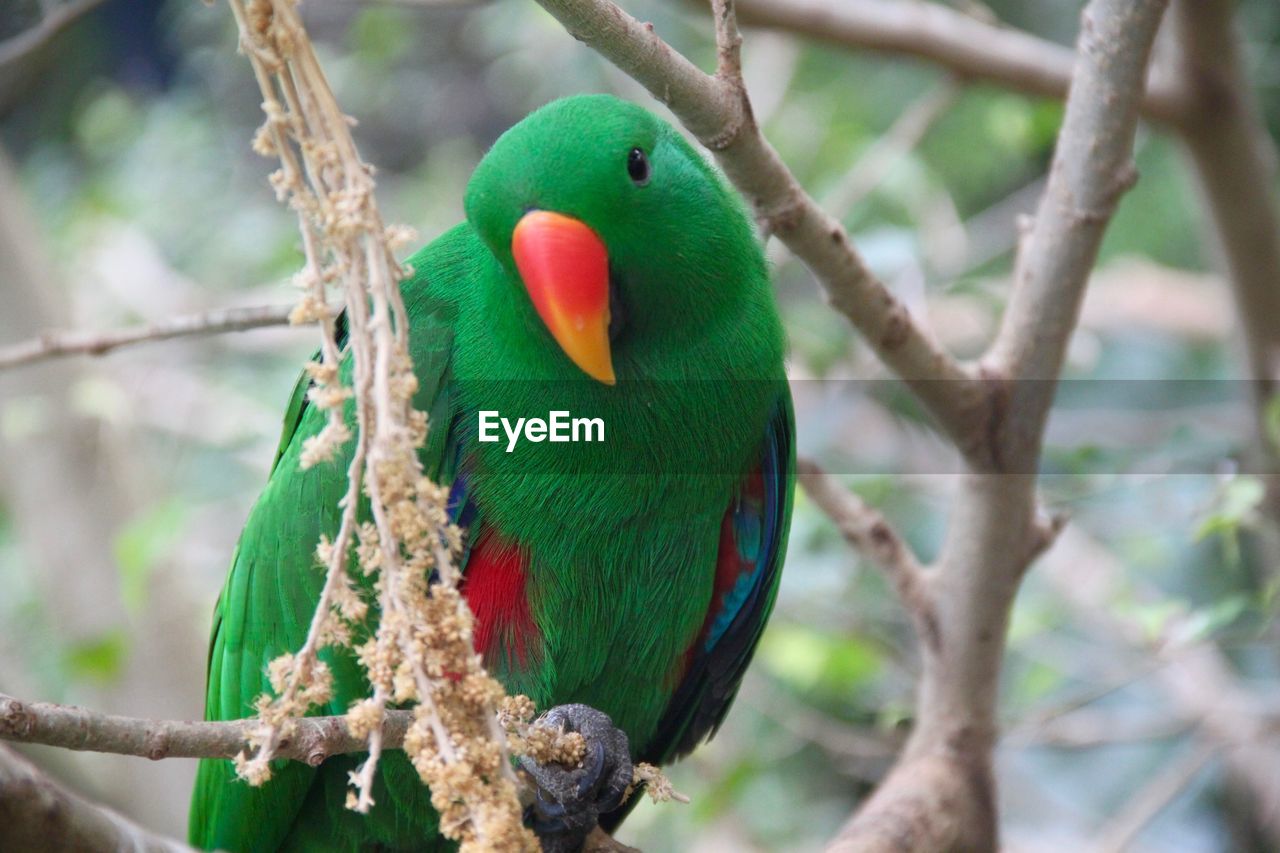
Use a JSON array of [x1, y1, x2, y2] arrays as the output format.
[[511, 210, 615, 385]]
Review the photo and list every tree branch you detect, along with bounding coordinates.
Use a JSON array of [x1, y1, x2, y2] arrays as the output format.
[[0, 693, 411, 766], [1091, 740, 1218, 852], [1040, 527, 1280, 845], [769, 79, 958, 269], [821, 79, 958, 223], [0, 303, 316, 371], [829, 0, 1169, 848], [1169, 0, 1280, 547], [0, 744, 194, 852], [0, 694, 631, 848], [796, 458, 938, 655], [731, 0, 1191, 126], [987, 0, 1162, 457], [533, 0, 989, 459], [0, 0, 105, 73]]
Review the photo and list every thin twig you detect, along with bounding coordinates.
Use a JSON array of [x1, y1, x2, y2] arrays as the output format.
[[825, 81, 958, 223], [0, 0, 105, 72], [711, 0, 744, 84], [583, 827, 641, 853], [730, 0, 1191, 126], [366, 0, 481, 6], [796, 458, 938, 655], [0, 693, 411, 765], [0, 304, 321, 371], [1043, 526, 1280, 843], [769, 80, 959, 268], [1003, 658, 1171, 736], [1092, 740, 1218, 852], [1005, 709, 1196, 749], [742, 677, 900, 765]]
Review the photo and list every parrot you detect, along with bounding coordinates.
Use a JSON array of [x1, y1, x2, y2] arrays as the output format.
[[189, 93, 794, 852]]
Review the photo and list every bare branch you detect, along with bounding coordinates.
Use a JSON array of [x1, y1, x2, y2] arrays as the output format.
[[1092, 740, 1218, 852], [796, 458, 938, 655], [536, 0, 1168, 846], [0, 303, 320, 371], [0, 693, 410, 766], [1155, 647, 1280, 838], [1041, 527, 1280, 844], [744, 677, 900, 769], [533, 0, 988, 458], [830, 0, 1169, 848], [820, 80, 958, 225], [0, 744, 193, 852], [1007, 709, 1197, 750], [769, 80, 958, 269], [0, 148, 206, 824], [0, 0, 105, 73], [987, 0, 1165, 460], [369, 0, 480, 6], [731, 0, 1191, 126], [1169, 0, 1280, 545], [584, 826, 640, 853], [710, 0, 744, 84]]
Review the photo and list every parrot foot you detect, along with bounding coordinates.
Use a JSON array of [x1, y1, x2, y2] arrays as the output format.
[[519, 704, 633, 853]]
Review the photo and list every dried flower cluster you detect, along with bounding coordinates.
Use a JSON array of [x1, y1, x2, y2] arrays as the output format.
[[630, 762, 689, 806], [498, 696, 587, 769], [224, 0, 536, 847]]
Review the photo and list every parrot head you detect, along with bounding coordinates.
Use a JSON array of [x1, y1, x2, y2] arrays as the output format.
[[464, 94, 761, 385]]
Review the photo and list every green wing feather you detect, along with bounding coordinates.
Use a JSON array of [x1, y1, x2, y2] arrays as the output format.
[[189, 226, 473, 852], [647, 391, 794, 764]]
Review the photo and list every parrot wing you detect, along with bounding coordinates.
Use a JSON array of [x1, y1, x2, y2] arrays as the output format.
[[643, 389, 795, 763]]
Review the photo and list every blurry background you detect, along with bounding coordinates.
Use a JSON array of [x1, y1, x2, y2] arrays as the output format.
[[1, 0, 1278, 850]]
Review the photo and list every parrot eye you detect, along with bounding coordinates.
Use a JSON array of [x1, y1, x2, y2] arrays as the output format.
[[627, 147, 650, 186]]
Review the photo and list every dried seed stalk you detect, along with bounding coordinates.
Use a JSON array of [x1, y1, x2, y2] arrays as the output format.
[[224, 1, 534, 847]]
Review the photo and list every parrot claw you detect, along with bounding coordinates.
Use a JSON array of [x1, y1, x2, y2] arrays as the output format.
[[519, 704, 632, 853]]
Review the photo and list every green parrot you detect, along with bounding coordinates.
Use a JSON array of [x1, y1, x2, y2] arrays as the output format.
[[189, 94, 794, 851]]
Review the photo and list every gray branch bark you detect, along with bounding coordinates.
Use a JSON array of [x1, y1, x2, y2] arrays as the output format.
[[731, 0, 1190, 125], [0, 693, 412, 765], [1171, 0, 1280, 390], [0, 0, 105, 73], [1042, 527, 1280, 845], [0, 304, 306, 371], [1168, 0, 1280, 553], [0, 744, 194, 853], [797, 459, 938, 654], [830, 0, 1170, 848]]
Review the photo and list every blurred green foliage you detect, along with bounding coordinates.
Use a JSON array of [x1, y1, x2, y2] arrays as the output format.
[[62, 630, 129, 684]]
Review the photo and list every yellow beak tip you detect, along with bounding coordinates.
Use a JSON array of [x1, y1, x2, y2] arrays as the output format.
[[582, 359, 616, 385]]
